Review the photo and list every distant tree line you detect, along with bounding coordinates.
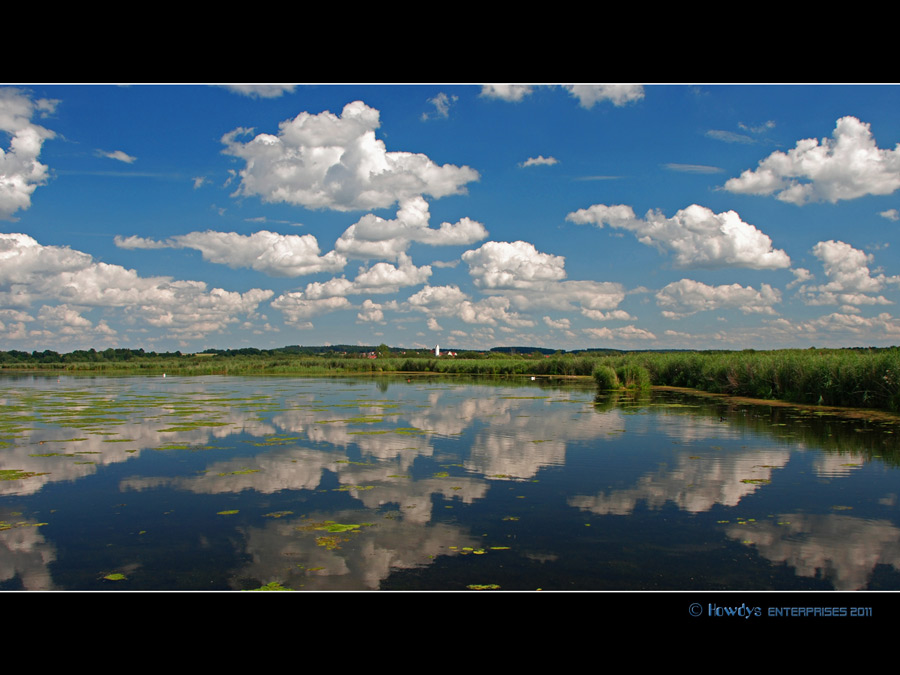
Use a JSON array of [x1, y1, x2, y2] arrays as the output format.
[[3, 344, 897, 366], [0, 348, 184, 364]]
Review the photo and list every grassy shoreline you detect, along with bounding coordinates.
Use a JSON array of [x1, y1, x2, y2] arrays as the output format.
[[2, 347, 899, 413]]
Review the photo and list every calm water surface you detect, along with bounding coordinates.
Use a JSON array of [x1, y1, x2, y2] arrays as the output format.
[[3, 374, 900, 591]]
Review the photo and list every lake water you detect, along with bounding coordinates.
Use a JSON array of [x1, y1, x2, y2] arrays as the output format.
[[2, 373, 900, 591]]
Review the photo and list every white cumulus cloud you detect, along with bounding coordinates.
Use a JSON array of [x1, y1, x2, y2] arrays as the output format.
[[0, 88, 57, 220], [480, 85, 534, 102], [462, 240, 567, 289], [351, 254, 432, 294], [543, 316, 570, 330], [583, 325, 656, 340], [116, 230, 346, 278], [797, 240, 900, 307], [357, 299, 385, 323], [563, 85, 644, 108], [334, 196, 488, 260], [656, 279, 781, 318], [406, 284, 533, 328], [268, 254, 431, 326], [0, 232, 273, 342], [221, 101, 479, 212], [724, 116, 900, 205], [566, 203, 790, 270], [461, 240, 628, 320], [481, 84, 644, 108]]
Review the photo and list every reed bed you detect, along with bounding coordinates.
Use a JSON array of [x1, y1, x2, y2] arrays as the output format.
[[612, 349, 900, 412]]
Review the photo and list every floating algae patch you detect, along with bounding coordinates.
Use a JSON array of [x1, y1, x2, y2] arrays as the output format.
[[0, 520, 47, 531], [297, 520, 374, 534], [246, 581, 292, 591], [157, 421, 231, 432], [0, 469, 49, 481], [319, 416, 385, 424], [317, 522, 370, 533], [315, 535, 344, 550], [249, 436, 302, 447], [216, 468, 260, 476]]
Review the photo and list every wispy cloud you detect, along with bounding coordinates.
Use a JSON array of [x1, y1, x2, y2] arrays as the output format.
[[706, 129, 755, 144], [220, 84, 296, 99], [96, 149, 136, 164], [520, 155, 559, 168], [244, 216, 303, 226], [421, 92, 458, 121], [664, 163, 722, 174], [739, 120, 776, 134]]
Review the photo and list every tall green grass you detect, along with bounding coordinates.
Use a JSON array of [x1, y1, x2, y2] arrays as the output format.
[[612, 349, 900, 412]]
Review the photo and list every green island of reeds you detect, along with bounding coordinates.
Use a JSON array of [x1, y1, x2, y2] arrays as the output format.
[[602, 348, 900, 412], [3, 345, 900, 413]]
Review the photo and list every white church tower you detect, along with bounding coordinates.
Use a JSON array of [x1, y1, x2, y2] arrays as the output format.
[[435, 344, 440, 357]]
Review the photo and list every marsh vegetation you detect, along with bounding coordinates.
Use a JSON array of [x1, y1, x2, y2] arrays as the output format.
[[4, 346, 900, 412]]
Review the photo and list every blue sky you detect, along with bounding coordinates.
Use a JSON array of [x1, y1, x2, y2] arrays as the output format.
[[3, 83, 900, 352]]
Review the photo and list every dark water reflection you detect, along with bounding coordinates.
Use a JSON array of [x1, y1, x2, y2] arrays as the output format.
[[2, 374, 900, 591]]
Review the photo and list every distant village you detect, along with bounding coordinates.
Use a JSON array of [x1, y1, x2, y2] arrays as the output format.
[[364, 345, 457, 359]]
